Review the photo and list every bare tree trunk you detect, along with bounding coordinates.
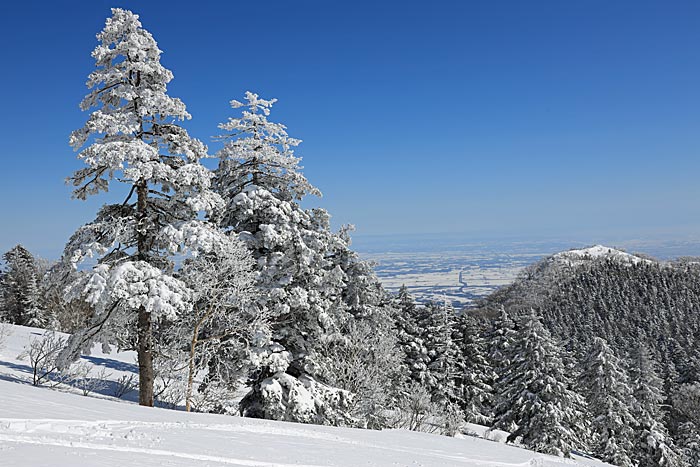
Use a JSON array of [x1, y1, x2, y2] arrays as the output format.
[[136, 180, 154, 407], [138, 304, 154, 406], [186, 323, 199, 412]]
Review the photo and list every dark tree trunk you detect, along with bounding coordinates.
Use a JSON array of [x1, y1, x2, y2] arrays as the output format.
[[137, 304, 154, 406], [136, 180, 154, 407]]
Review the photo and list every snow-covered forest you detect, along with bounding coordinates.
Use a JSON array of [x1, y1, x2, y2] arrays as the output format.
[[1, 7, 699, 467]]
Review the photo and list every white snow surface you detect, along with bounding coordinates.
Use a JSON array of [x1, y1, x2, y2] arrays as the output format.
[[553, 245, 652, 266], [0, 325, 611, 466]]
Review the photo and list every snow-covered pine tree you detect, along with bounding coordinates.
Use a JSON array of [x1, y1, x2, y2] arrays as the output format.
[[416, 300, 460, 408], [578, 337, 636, 466], [59, 8, 229, 407], [453, 312, 495, 425], [215, 92, 354, 424], [486, 306, 517, 374], [492, 311, 589, 457], [676, 421, 700, 466], [394, 286, 429, 385], [41, 264, 94, 333], [0, 245, 47, 327], [673, 382, 700, 427], [673, 382, 700, 465], [393, 293, 462, 418], [630, 344, 687, 467]]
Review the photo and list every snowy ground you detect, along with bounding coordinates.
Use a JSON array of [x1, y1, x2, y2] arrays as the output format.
[[364, 251, 540, 308], [0, 325, 611, 467]]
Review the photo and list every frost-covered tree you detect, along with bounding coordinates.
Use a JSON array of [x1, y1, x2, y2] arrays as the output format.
[[0, 245, 47, 327], [486, 306, 517, 374], [492, 312, 589, 457], [41, 264, 94, 333], [312, 228, 405, 428], [454, 312, 495, 425], [673, 382, 700, 465], [630, 345, 687, 467], [58, 9, 228, 407], [214, 92, 399, 426], [394, 286, 427, 383], [164, 237, 262, 412], [676, 421, 700, 466], [579, 337, 636, 466], [420, 300, 460, 407], [314, 312, 403, 428], [215, 92, 319, 210], [215, 92, 356, 423], [394, 293, 462, 412]]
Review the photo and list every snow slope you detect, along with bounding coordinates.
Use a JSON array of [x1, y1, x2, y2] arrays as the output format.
[[0, 325, 611, 467]]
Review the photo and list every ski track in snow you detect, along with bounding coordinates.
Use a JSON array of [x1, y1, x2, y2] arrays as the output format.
[[0, 417, 574, 467], [0, 418, 326, 467], [0, 434, 322, 467]]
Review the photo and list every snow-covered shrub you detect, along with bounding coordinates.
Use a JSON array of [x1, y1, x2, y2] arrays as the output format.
[[388, 382, 451, 434], [65, 362, 111, 396], [241, 341, 354, 425], [18, 332, 66, 386], [169, 235, 261, 412], [313, 317, 404, 429], [0, 323, 11, 350], [153, 352, 188, 409], [112, 373, 138, 399], [242, 371, 354, 426], [187, 380, 240, 414]]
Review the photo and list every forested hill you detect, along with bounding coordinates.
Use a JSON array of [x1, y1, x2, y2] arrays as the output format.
[[482, 245, 700, 382]]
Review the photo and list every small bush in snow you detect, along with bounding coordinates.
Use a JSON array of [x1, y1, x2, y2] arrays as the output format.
[[153, 353, 187, 409], [0, 323, 11, 350], [17, 332, 65, 386], [389, 383, 445, 434], [65, 362, 111, 396], [112, 374, 138, 399]]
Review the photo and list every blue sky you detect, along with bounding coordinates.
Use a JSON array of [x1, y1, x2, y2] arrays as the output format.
[[0, 1, 699, 258]]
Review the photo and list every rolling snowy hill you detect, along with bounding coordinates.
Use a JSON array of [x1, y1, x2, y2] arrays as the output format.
[[0, 325, 611, 466], [552, 245, 652, 266]]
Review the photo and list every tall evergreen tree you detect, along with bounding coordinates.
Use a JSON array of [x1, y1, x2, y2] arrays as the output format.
[[58, 9, 230, 407], [579, 337, 636, 466], [672, 384, 700, 466], [453, 312, 494, 424], [216, 92, 363, 424], [394, 286, 428, 385], [630, 344, 686, 467], [419, 300, 460, 407], [0, 245, 46, 327], [493, 312, 589, 457], [487, 306, 517, 374]]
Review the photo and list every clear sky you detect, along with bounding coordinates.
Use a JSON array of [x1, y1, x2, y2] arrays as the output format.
[[0, 0, 698, 258]]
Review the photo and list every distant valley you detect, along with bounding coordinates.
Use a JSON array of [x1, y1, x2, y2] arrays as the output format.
[[356, 235, 700, 307]]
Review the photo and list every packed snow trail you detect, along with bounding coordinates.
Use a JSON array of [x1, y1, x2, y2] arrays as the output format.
[[0, 380, 610, 467]]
